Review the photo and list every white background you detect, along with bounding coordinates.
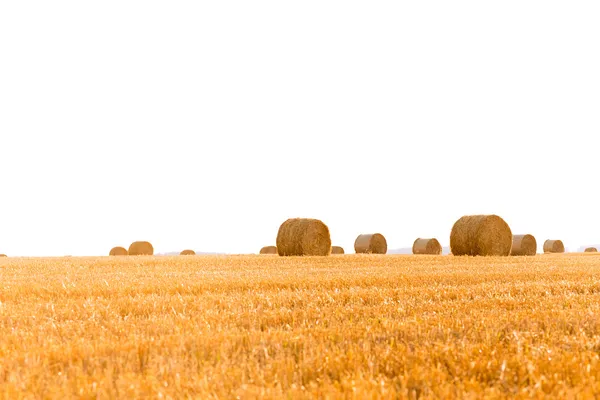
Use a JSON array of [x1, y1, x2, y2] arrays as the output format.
[[1, 1, 599, 256]]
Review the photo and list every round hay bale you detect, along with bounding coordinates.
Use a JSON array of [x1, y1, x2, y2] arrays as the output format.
[[412, 238, 442, 255], [450, 215, 512, 256], [543, 240, 564, 253], [128, 241, 154, 256], [354, 233, 387, 254], [276, 218, 331, 256], [109, 246, 128, 256], [180, 249, 196, 255], [585, 247, 597, 253], [331, 246, 345, 254], [0, 254, 7, 257], [510, 234, 537, 256], [259, 246, 278, 255]]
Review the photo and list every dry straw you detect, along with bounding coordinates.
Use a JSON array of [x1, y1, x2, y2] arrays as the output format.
[[276, 218, 331, 256], [128, 241, 154, 256], [412, 238, 442, 255], [585, 247, 597, 253], [543, 240, 565, 253], [259, 246, 278, 255], [354, 233, 387, 254], [331, 246, 345, 254], [510, 234, 537, 256], [450, 215, 512, 256], [109, 246, 128, 256], [180, 250, 196, 255]]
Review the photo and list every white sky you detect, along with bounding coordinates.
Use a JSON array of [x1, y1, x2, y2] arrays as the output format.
[[1, 1, 599, 256]]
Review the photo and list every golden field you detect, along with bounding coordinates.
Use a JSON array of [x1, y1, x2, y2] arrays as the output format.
[[1, 254, 600, 399]]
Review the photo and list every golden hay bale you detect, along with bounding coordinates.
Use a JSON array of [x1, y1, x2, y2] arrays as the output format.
[[450, 215, 512, 256], [412, 238, 442, 255], [585, 247, 598, 253], [180, 249, 196, 255], [543, 240, 565, 253], [259, 246, 278, 255], [0, 254, 6, 257], [331, 246, 345, 254], [128, 241, 154, 256], [109, 246, 128, 256], [354, 233, 387, 254], [276, 218, 331, 256], [510, 234, 537, 256]]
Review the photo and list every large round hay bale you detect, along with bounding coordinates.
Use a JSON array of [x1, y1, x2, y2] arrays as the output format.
[[412, 238, 442, 255], [543, 240, 564, 253], [128, 241, 154, 256], [450, 215, 512, 256], [109, 246, 128, 256], [354, 233, 387, 254], [510, 234, 537, 256], [259, 246, 277, 254], [0, 254, 6, 257], [180, 249, 196, 255], [585, 247, 597, 253], [331, 246, 345, 254], [276, 218, 331, 256]]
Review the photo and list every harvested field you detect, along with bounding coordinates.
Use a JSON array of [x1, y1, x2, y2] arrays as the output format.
[[1, 254, 600, 398]]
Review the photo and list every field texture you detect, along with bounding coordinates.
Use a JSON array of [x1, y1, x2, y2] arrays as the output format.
[[1, 254, 600, 398]]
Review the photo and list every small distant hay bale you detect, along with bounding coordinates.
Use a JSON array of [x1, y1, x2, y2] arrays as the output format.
[[0, 254, 7, 257], [331, 246, 345, 254], [128, 241, 154, 256], [510, 234, 537, 256], [354, 233, 387, 254], [412, 238, 442, 255], [259, 246, 278, 255], [543, 240, 565, 253], [109, 246, 128, 256], [450, 215, 512, 256], [585, 247, 597, 253], [180, 249, 196, 255], [276, 218, 331, 256]]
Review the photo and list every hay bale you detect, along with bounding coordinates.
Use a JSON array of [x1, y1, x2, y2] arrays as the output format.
[[543, 240, 565, 253], [259, 246, 278, 255], [109, 246, 128, 256], [0, 254, 6, 257], [585, 247, 597, 253], [510, 234, 537, 256], [180, 249, 196, 255], [450, 215, 512, 256], [331, 246, 345, 254], [354, 233, 387, 254], [128, 241, 154, 256], [276, 218, 331, 256], [412, 238, 442, 255]]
